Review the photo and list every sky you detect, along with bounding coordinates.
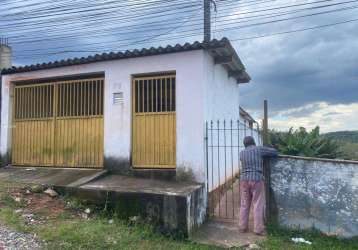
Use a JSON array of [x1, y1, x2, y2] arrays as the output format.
[[1, 0, 358, 133]]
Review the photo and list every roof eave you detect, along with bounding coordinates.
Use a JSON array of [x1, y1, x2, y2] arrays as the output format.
[[207, 38, 251, 84]]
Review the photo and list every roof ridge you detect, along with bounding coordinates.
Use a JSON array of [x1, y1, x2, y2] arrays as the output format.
[[1, 37, 230, 75]]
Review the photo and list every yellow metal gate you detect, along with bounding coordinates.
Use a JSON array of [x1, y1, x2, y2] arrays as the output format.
[[12, 78, 104, 168], [132, 75, 176, 169]]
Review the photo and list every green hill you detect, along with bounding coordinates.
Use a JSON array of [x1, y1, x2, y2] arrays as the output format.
[[324, 131, 358, 144], [324, 131, 358, 160]]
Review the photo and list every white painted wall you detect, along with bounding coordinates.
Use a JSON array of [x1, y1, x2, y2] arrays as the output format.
[[203, 52, 240, 121], [202, 52, 242, 191], [0, 50, 207, 181]]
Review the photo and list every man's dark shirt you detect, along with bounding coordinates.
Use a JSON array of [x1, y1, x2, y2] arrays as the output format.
[[239, 145, 278, 181]]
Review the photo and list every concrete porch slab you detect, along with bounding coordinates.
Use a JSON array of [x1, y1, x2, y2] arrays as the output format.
[[191, 220, 264, 248], [70, 175, 207, 237], [0, 166, 107, 187], [80, 174, 202, 196]]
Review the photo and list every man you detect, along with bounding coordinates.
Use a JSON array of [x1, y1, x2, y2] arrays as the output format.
[[239, 136, 278, 235]]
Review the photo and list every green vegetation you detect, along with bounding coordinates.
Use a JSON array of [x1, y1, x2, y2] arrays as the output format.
[[1, 181, 357, 249], [336, 141, 358, 160], [260, 225, 358, 250], [324, 130, 358, 143], [269, 128, 358, 160], [324, 130, 358, 160], [0, 181, 219, 250], [269, 127, 341, 159]]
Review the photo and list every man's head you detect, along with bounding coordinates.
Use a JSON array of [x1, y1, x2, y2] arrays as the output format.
[[243, 136, 256, 148]]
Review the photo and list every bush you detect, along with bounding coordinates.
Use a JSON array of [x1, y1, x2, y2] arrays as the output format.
[[270, 126, 341, 159]]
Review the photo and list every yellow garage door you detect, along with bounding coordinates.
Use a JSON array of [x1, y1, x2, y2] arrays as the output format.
[[132, 75, 176, 169], [12, 78, 104, 168]]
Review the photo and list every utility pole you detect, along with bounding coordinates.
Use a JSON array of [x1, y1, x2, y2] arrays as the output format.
[[204, 0, 211, 43], [262, 99, 272, 223]]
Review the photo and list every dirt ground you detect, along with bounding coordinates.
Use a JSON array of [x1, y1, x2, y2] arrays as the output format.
[[0, 184, 82, 226]]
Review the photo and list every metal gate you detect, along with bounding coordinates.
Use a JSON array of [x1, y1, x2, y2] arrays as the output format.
[[132, 74, 176, 169], [12, 78, 104, 168], [205, 120, 262, 220]]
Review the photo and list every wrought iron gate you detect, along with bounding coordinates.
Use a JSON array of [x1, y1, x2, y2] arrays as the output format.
[[205, 120, 262, 220], [12, 78, 104, 168]]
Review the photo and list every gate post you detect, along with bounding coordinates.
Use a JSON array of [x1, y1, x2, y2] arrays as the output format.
[[262, 100, 271, 223]]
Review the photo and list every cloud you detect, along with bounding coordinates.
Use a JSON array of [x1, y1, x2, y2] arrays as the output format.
[[269, 102, 358, 132], [2, 0, 358, 132], [230, 1, 358, 118]]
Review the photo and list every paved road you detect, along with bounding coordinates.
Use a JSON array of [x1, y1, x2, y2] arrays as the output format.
[[0, 224, 42, 250]]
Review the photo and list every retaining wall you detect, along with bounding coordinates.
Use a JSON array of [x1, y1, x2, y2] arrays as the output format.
[[270, 155, 358, 238]]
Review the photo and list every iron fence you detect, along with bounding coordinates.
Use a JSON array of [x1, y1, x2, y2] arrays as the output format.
[[205, 119, 262, 220]]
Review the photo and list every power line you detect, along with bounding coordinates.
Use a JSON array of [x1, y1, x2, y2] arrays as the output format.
[[1, 0, 334, 27], [13, 16, 358, 59], [8, 0, 357, 41], [231, 17, 358, 41], [2, 0, 349, 37], [2, 0, 344, 48], [3, 0, 357, 61], [0, 0, 189, 17], [0, 0, 200, 22], [0, 0, 266, 30], [8, 1, 358, 47]]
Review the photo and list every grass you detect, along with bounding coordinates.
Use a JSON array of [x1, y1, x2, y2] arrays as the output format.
[[0, 180, 357, 250], [259, 224, 358, 250], [36, 217, 221, 250], [0, 181, 221, 250], [1, 211, 220, 250]]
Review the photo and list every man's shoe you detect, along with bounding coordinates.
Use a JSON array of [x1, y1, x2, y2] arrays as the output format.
[[254, 231, 267, 236], [239, 228, 248, 233]]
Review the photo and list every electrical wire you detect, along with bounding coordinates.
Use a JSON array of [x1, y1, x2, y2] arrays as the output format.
[[8, 2, 358, 47], [1, 0, 357, 61]]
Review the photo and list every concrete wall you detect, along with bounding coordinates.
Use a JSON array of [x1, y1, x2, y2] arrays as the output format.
[[63, 181, 207, 237], [271, 155, 358, 238], [1, 51, 207, 180]]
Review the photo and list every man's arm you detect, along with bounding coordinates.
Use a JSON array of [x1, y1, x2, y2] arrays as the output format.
[[258, 146, 278, 157]]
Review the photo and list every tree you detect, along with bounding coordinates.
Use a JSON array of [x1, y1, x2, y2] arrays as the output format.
[[270, 126, 341, 159]]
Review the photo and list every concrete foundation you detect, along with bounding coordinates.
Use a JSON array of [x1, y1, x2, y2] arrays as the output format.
[[0, 166, 206, 237], [74, 175, 207, 236]]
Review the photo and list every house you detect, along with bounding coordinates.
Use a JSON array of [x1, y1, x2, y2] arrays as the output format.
[[240, 106, 256, 129], [240, 106, 261, 145], [0, 37, 251, 187]]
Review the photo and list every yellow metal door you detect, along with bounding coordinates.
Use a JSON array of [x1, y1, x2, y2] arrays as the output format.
[[12, 78, 104, 168], [12, 84, 55, 166], [132, 75, 176, 169]]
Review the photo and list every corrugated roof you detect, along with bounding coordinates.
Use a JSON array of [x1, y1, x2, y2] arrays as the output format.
[[1, 37, 250, 83]]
